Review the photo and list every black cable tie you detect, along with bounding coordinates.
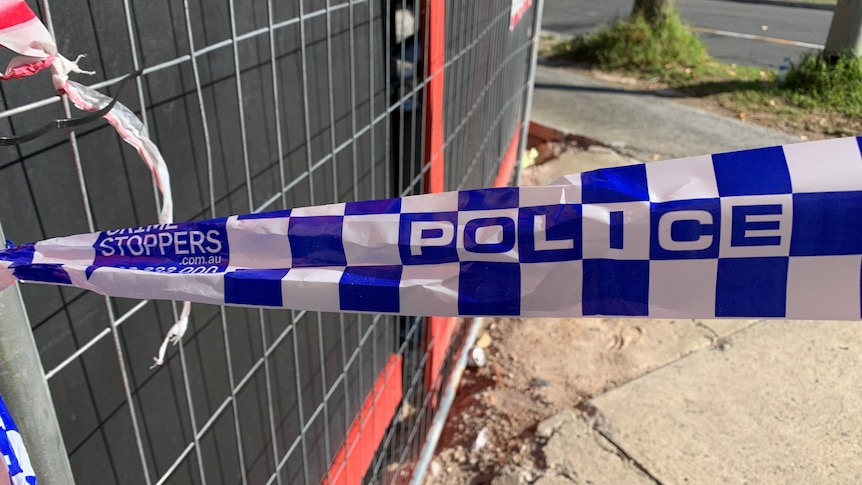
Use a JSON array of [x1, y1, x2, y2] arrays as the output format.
[[0, 69, 143, 147]]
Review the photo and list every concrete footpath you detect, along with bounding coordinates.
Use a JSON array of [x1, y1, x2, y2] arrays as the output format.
[[528, 64, 862, 484], [530, 63, 799, 162]]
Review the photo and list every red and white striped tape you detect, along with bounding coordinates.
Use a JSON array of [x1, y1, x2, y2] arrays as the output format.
[[0, 0, 173, 224], [1, 0, 186, 366]]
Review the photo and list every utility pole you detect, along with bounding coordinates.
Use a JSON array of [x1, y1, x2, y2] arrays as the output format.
[[824, 0, 862, 58]]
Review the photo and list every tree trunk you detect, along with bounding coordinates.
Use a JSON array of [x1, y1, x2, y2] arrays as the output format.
[[630, 0, 672, 25], [824, 0, 862, 59]]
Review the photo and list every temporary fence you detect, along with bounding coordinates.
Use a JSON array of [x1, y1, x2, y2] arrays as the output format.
[[0, 0, 541, 483]]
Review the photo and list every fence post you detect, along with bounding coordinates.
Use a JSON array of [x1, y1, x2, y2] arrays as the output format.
[[0, 223, 75, 485], [515, 0, 545, 187]]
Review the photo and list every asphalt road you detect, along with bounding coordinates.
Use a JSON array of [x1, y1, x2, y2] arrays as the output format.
[[542, 0, 834, 68]]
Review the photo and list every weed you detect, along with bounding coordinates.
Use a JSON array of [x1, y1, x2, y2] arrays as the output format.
[[545, 7, 861, 138], [784, 53, 862, 117], [554, 7, 711, 83]]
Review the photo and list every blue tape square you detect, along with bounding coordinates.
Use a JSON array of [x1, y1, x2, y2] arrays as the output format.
[[791, 192, 862, 256], [0, 243, 34, 266], [518, 205, 582, 263], [238, 209, 291, 220], [458, 262, 520, 315], [650, 198, 721, 260], [92, 218, 231, 270], [458, 187, 519, 211], [399, 212, 459, 265], [289, 216, 347, 267], [712, 146, 791, 196], [715, 257, 787, 317], [225, 268, 290, 307], [12, 263, 71, 285], [581, 164, 649, 203], [339, 265, 402, 313], [345, 198, 402, 215], [583, 259, 649, 316]]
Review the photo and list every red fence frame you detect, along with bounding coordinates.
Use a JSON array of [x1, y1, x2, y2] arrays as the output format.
[[323, 0, 526, 480]]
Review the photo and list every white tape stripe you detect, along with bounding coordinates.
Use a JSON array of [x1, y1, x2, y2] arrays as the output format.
[[691, 26, 824, 50]]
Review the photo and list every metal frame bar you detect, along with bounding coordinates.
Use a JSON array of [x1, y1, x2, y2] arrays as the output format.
[[0, 222, 74, 485]]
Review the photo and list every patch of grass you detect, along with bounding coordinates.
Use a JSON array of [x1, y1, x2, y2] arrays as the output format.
[[553, 8, 713, 83], [546, 9, 861, 138], [551, 8, 774, 87], [783, 53, 862, 117]]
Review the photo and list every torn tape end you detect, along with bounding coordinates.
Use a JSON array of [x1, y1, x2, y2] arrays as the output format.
[[151, 302, 192, 369], [51, 53, 95, 92]]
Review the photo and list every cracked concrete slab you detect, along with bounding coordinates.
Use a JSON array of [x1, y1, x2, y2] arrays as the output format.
[[535, 410, 655, 484], [591, 320, 862, 484]]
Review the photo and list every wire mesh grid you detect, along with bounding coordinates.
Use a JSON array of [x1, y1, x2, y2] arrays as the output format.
[[0, 0, 538, 483]]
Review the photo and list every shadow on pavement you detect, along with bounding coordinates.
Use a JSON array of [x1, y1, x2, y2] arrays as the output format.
[[534, 79, 772, 99]]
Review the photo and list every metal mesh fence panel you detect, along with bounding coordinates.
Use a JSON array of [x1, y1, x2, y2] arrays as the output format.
[[443, 1, 532, 191], [0, 0, 539, 483]]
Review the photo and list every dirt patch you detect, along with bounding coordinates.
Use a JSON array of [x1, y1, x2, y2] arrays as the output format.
[[425, 312, 718, 484], [554, 62, 859, 141], [679, 94, 862, 141], [526, 121, 609, 166]]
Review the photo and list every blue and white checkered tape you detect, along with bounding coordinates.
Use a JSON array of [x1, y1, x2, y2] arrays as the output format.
[[0, 394, 36, 485], [3, 136, 862, 320]]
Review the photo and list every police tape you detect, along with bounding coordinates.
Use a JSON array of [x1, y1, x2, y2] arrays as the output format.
[[0, 393, 36, 485], [2, 136, 862, 320]]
